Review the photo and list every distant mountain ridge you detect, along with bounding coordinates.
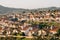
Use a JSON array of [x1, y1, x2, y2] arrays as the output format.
[[0, 5, 29, 14], [0, 5, 60, 14]]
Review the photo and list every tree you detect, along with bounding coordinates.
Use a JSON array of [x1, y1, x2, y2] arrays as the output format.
[[3, 30, 6, 35], [32, 35, 48, 40], [47, 22, 56, 27], [57, 29, 60, 36], [39, 22, 47, 29], [11, 18, 18, 22], [38, 22, 48, 38]]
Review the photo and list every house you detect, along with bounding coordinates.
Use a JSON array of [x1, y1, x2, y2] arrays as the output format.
[[49, 27, 59, 34], [0, 27, 3, 35], [38, 30, 47, 36], [26, 27, 38, 36]]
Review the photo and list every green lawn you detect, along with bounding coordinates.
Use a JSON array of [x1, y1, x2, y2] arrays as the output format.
[[22, 38, 32, 40], [16, 38, 32, 40], [0, 37, 32, 40]]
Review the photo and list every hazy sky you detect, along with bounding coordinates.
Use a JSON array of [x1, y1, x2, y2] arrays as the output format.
[[0, 0, 60, 9]]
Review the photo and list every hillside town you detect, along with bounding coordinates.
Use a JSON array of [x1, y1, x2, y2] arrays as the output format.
[[0, 10, 60, 40]]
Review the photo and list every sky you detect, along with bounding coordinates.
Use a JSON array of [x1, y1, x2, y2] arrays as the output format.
[[0, 0, 60, 9]]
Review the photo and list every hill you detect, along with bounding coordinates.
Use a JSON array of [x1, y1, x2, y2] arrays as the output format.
[[0, 5, 60, 14]]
